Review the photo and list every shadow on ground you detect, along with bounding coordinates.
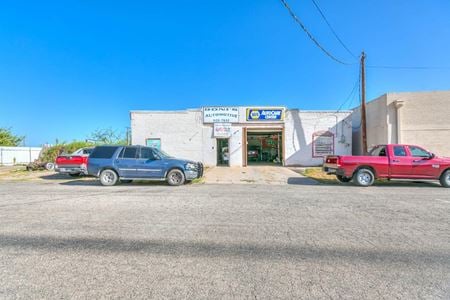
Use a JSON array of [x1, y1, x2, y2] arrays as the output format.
[[289, 177, 442, 188], [59, 180, 170, 186], [0, 233, 448, 266], [287, 177, 320, 185]]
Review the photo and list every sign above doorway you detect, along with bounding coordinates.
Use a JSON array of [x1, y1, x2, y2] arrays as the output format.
[[213, 123, 232, 138], [203, 107, 239, 123], [246, 108, 285, 121]]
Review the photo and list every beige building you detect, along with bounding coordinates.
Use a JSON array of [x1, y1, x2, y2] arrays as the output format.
[[352, 90, 450, 156]]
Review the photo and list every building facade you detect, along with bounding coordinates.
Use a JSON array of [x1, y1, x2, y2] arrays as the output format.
[[352, 90, 450, 156], [131, 107, 352, 167]]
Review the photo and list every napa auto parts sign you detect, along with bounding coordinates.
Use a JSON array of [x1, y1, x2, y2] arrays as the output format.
[[246, 108, 285, 121], [203, 107, 239, 123]]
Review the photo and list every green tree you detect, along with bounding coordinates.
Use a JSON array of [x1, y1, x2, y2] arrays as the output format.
[[87, 128, 127, 145], [0, 127, 25, 146]]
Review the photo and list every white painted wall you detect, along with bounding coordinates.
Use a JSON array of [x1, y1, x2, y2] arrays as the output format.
[[285, 110, 352, 166], [0, 147, 42, 165], [131, 108, 352, 167]]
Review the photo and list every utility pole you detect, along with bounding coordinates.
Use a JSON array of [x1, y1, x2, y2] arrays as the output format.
[[360, 51, 368, 154]]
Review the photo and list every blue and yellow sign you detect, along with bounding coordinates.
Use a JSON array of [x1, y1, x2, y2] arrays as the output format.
[[246, 108, 284, 121]]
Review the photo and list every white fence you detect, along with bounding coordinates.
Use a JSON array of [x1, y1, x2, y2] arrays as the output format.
[[0, 147, 42, 165]]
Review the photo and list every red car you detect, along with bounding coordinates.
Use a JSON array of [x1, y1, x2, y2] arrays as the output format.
[[55, 147, 93, 177], [323, 144, 450, 187]]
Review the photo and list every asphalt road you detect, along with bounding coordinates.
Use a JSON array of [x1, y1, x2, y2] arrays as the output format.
[[0, 180, 449, 299]]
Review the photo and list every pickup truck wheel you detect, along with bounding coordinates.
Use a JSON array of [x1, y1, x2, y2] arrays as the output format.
[[167, 169, 185, 186], [354, 168, 375, 187], [99, 169, 118, 186], [336, 175, 352, 183], [45, 163, 55, 171], [440, 170, 450, 188]]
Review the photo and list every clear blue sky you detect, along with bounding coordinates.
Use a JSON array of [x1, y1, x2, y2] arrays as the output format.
[[1, 0, 449, 146]]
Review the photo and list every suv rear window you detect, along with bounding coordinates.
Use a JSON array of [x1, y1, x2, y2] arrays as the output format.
[[89, 146, 119, 159]]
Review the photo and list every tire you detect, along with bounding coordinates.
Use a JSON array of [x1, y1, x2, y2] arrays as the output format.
[[121, 180, 133, 184], [69, 173, 81, 177], [440, 170, 450, 188], [336, 175, 352, 183], [45, 163, 55, 170], [353, 168, 375, 187], [99, 169, 119, 186], [167, 169, 185, 186]]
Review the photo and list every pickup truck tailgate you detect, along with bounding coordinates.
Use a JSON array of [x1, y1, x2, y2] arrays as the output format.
[[56, 156, 85, 165], [323, 155, 340, 173]]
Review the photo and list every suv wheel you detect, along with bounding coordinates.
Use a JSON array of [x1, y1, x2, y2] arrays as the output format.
[[353, 168, 375, 187], [440, 170, 450, 188], [100, 169, 118, 186], [167, 169, 185, 186]]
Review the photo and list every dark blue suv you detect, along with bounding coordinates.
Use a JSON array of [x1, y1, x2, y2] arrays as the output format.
[[87, 145, 203, 186]]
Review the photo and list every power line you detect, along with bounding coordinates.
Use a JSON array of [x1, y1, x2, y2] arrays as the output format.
[[367, 64, 450, 70], [279, 0, 355, 65], [310, 0, 357, 59], [335, 72, 360, 112]]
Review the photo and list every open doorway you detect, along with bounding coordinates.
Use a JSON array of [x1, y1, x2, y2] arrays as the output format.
[[246, 131, 282, 165], [216, 139, 229, 166]]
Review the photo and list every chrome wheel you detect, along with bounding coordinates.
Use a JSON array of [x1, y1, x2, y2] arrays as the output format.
[[440, 170, 450, 188], [358, 173, 371, 185], [354, 168, 375, 187], [100, 170, 118, 186], [167, 169, 185, 186]]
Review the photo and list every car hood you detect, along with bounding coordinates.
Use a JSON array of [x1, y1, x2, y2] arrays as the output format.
[[161, 158, 197, 165]]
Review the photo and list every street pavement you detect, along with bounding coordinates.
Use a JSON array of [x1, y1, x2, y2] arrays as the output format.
[[0, 180, 449, 299]]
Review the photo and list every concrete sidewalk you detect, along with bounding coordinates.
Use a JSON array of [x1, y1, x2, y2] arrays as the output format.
[[203, 166, 318, 185]]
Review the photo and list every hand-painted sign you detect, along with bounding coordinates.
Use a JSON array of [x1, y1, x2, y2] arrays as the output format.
[[213, 123, 232, 138], [203, 107, 239, 123], [246, 108, 284, 121], [312, 131, 334, 157]]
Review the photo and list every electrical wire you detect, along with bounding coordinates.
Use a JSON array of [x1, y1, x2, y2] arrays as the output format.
[[310, 0, 356, 59], [367, 65, 450, 70], [335, 73, 360, 112], [279, 0, 356, 65]]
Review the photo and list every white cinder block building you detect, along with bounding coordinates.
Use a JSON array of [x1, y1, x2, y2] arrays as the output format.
[[131, 107, 352, 167]]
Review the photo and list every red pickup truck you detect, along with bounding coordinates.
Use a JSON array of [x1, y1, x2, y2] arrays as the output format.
[[323, 144, 450, 187], [55, 147, 93, 177]]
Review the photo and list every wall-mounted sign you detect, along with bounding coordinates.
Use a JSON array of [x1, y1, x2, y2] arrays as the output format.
[[203, 107, 239, 123], [146, 138, 161, 150], [213, 123, 232, 138], [312, 131, 334, 157], [246, 108, 284, 121]]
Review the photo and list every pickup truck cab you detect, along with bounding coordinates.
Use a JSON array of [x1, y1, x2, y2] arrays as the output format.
[[87, 145, 203, 186], [323, 144, 450, 187], [55, 147, 93, 176]]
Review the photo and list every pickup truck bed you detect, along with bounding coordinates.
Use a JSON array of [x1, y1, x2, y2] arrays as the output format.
[[55, 147, 93, 176]]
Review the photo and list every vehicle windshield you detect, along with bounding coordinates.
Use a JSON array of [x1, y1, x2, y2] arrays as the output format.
[[153, 148, 172, 159]]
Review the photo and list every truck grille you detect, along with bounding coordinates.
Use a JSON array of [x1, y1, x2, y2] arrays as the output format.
[[197, 162, 204, 178]]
